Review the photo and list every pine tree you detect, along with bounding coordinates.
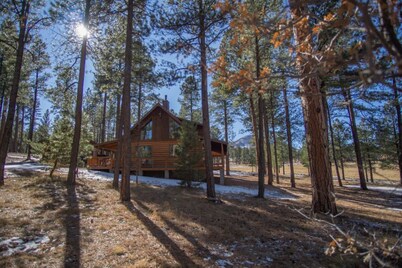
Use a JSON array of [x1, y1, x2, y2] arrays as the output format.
[[175, 121, 203, 187]]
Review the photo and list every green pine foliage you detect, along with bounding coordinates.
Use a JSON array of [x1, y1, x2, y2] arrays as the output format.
[[175, 121, 203, 187]]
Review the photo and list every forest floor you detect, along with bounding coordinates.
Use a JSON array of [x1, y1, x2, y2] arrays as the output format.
[[1, 155, 401, 267]]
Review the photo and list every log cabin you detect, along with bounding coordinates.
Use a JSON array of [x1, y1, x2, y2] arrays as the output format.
[[87, 98, 227, 180]]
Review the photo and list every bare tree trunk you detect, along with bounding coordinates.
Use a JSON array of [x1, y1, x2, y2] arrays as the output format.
[[342, 87, 367, 190], [27, 69, 39, 159], [289, 0, 337, 214], [257, 92, 265, 197], [249, 94, 259, 163], [270, 96, 279, 183], [101, 91, 107, 143], [113, 93, 122, 189], [367, 153, 374, 183], [340, 156, 345, 180], [392, 76, 402, 185], [223, 100, 230, 175], [67, 0, 90, 185], [199, 0, 216, 199], [263, 103, 274, 185], [283, 86, 295, 187], [0, 92, 8, 138], [0, 0, 30, 186], [12, 104, 20, 152], [326, 100, 342, 187], [50, 158, 58, 178], [120, 0, 134, 202], [19, 106, 25, 152], [135, 80, 142, 185]]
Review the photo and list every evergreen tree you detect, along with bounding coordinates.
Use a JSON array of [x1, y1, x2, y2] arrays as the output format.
[[175, 121, 203, 187], [178, 75, 201, 122]]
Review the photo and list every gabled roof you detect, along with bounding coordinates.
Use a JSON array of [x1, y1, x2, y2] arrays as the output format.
[[131, 103, 181, 132], [130, 102, 203, 133]]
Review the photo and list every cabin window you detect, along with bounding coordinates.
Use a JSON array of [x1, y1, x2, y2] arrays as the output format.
[[169, 118, 180, 139], [141, 120, 152, 140], [169, 144, 179, 157], [136, 145, 152, 158]]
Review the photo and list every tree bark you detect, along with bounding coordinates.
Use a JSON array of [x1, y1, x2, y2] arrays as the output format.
[[289, 0, 337, 214], [120, 0, 134, 202], [341, 87, 367, 190], [392, 76, 402, 185], [223, 100, 230, 176], [135, 80, 142, 185], [19, 106, 24, 152], [12, 104, 20, 152], [113, 90, 122, 189], [101, 91, 107, 143], [199, 0, 216, 199], [270, 94, 279, 183], [263, 103, 274, 186], [27, 69, 39, 159], [67, 0, 90, 185], [326, 100, 342, 187], [0, 0, 30, 186], [283, 86, 295, 187]]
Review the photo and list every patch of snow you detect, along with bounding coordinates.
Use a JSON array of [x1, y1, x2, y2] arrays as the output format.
[[4, 162, 49, 178], [0, 235, 50, 257], [216, 259, 233, 267], [79, 169, 296, 199], [345, 185, 402, 196]]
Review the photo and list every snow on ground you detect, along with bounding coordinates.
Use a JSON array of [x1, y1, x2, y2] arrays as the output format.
[[0, 235, 50, 257], [345, 185, 402, 196], [77, 169, 296, 200], [4, 163, 295, 200]]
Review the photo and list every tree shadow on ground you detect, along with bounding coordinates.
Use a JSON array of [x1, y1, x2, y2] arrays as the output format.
[[33, 176, 95, 268], [129, 185, 342, 267], [63, 184, 80, 268], [123, 200, 199, 267]]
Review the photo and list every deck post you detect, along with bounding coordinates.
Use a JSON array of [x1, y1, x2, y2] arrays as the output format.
[[164, 170, 169, 179]]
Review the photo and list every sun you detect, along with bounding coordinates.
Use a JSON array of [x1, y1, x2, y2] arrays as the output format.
[[76, 24, 89, 38]]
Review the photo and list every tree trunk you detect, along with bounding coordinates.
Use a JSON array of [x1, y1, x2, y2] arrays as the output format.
[[50, 158, 58, 178], [113, 92, 122, 189], [326, 100, 342, 187], [289, 0, 337, 214], [0, 94, 8, 139], [342, 87, 367, 190], [263, 103, 274, 185], [199, 0, 216, 199], [249, 94, 259, 164], [283, 86, 295, 187], [270, 96, 279, 183], [101, 91, 107, 143], [12, 104, 20, 152], [0, 0, 30, 186], [340, 155, 345, 180], [392, 76, 402, 185], [135, 80, 142, 185], [120, 0, 134, 202], [223, 100, 230, 176], [67, 0, 90, 185], [367, 152, 374, 183], [19, 106, 25, 152], [27, 69, 39, 160]]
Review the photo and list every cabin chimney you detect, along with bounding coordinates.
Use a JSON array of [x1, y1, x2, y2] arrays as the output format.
[[162, 95, 169, 110]]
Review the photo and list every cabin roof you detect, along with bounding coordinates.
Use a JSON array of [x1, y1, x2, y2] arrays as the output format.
[[93, 102, 227, 151]]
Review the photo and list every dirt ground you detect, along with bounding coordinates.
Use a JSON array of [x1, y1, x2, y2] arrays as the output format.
[[1, 162, 401, 267]]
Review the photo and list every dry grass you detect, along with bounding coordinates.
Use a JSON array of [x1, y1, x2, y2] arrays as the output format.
[[1, 168, 401, 267], [231, 162, 402, 185]]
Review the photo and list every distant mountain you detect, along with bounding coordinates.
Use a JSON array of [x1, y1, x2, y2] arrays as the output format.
[[232, 135, 253, 148]]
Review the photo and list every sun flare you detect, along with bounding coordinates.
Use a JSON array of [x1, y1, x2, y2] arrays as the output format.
[[76, 24, 89, 38]]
